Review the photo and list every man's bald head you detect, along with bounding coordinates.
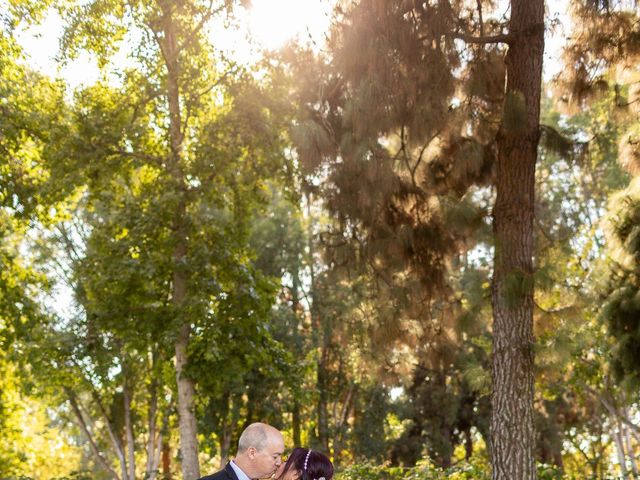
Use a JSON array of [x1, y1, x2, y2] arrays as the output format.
[[237, 422, 282, 454]]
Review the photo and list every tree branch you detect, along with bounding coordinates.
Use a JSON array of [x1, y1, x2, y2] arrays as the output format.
[[446, 32, 513, 44], [476, 0, 485, 37], [177, 0, 220, 54], [105, 148, 165, 166]]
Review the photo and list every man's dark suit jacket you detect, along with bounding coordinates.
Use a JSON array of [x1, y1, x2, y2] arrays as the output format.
[[198, 462, 241, 480]]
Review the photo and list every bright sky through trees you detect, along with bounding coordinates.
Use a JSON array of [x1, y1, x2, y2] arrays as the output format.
[[14, 0, 334, 89], [244, 0, 333, 50]]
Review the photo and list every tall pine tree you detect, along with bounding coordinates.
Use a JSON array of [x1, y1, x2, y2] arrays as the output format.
[[290, 1, 544, 478]]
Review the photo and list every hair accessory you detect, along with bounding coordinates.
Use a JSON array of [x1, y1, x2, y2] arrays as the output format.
[[315, 477, 326, 480], [304, 449, 312, 471]]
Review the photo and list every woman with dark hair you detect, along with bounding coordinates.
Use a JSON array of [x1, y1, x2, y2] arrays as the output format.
[[276, 447, 334, 480]]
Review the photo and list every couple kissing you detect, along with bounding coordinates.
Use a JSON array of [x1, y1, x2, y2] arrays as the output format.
[[199, 422, 334, 480]]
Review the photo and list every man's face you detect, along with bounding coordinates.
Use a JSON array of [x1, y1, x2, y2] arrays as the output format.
[[252, 433, 284, 478]]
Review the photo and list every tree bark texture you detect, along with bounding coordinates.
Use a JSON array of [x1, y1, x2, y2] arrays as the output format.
[[490, 0, 544, 479]]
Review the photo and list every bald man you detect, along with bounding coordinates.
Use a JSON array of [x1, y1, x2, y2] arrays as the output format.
[[199, 422, 285, 480]]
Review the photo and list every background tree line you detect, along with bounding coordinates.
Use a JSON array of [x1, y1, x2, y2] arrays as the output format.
[[1, 0, 640, 479]]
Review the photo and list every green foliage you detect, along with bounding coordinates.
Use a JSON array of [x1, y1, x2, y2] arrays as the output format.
[[601, 177, 640, 387], [0, 355, 83, 478], [336, 460, 569, 480], [352, 385, 390, 462], [0, 37, 70, 221]]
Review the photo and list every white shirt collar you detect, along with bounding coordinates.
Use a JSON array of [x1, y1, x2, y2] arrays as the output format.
[[230, 460, 252, 480]]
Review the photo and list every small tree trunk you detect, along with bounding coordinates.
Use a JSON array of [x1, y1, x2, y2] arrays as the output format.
[[162, 437, 172, 480], [291, 276, 303, 449], [154, 412, 170, 480], [464, 428, 473, 460], [123, 379, 136, 480], [158, 4, 200, 478], [220, 429, 232, 468], [175, 321, 200, 479], [622, 421, 638, 477], [147, 430, 162, 480], [89, 388, 129, 479], [317, 332, 331, 453], [146, 376, 159, 479], [490, 1, 544, 479], [333, 383, 355, 466], [66, 389, 122, 480], [292, 400, 302, 447], [614, 422, 628, 478], [435, 369, 453, 469], [307, 192, 330, 453]]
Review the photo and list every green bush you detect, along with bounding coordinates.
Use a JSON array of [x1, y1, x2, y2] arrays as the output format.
[[336, 459, 490, 480], [336, 460, 566, 480]]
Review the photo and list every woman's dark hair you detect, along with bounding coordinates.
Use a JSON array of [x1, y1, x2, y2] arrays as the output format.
[[278, 447, 333, 480]]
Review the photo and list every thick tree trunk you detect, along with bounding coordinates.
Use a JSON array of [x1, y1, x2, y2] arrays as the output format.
[[490, 1, 544, 479]]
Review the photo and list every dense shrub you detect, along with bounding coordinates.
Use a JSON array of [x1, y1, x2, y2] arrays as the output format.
[[336, 459, 567, 480]]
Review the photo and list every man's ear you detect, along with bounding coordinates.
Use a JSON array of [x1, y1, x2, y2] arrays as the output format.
[[247, 447, 257, 459]]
